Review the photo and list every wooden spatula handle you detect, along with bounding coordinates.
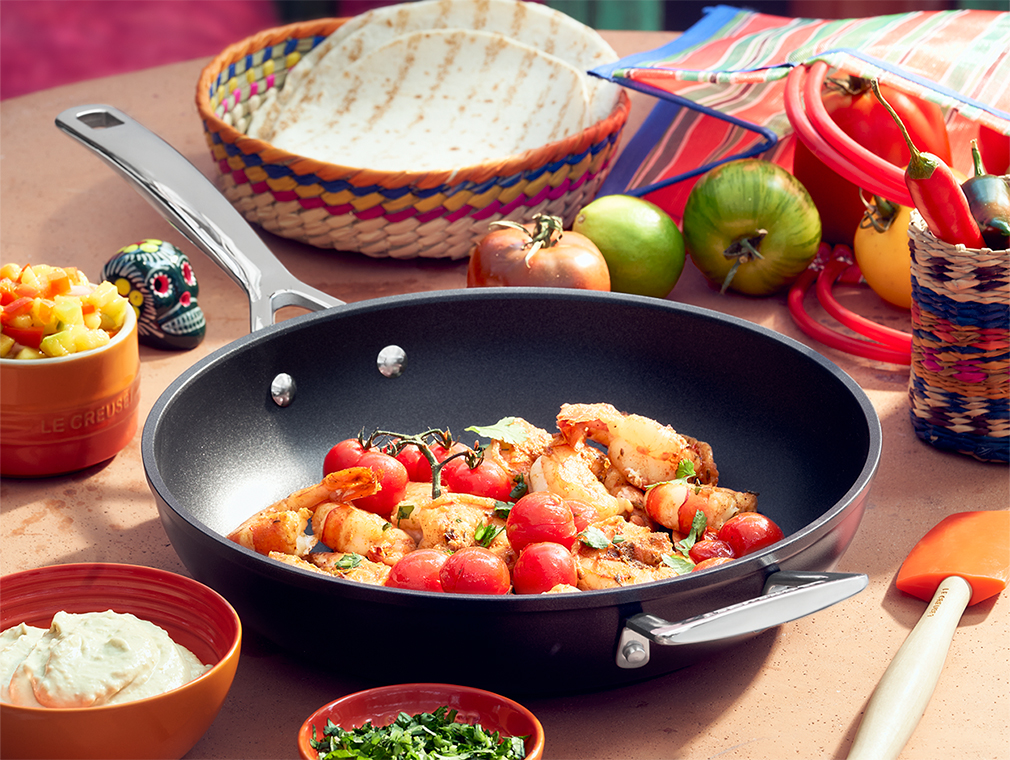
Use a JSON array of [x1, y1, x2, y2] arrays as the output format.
[[847, 575, 972, 760]]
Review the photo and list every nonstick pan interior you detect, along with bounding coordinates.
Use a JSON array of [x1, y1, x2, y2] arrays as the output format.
[[148, 288, 873, 542]]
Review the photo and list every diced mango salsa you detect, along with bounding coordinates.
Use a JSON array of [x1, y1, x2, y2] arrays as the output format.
[[0, 263, 131, 360]]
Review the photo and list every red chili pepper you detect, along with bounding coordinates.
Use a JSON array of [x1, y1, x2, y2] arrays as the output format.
[[871, 79, 985, 249]]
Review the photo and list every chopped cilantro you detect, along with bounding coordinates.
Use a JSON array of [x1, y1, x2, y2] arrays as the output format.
[[474, 523, 504, 547], [333, 553, 363, 570], [310, 706, 528, 760]]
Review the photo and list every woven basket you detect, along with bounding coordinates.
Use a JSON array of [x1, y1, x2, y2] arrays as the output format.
[[195, 18, 630, 260], [908, 210, 1009, 463]]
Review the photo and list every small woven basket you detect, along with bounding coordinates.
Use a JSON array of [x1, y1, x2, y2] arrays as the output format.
[[908, 210, 1009, 463], [195, 19, 630, 260]]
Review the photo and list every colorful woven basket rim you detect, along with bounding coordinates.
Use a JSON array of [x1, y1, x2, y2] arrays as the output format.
[[195, 18, 632, 193]]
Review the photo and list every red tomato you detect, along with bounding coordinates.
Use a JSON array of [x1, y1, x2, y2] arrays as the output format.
[[566, 500, 599, 532], [505, 492, 578, 552], [718, 513, 784, 557], [791, 76, 951, 247], [466, 215, 610, 291], [390, 442, 430, 482], [353, 451, 408, 516], [439, 546, 511, 595], [411, 441, 470, 482], [323, 438, 367, 475], [441, 457, 514, 501], [385, 549, 448, 592], [692, 557, 734, 572], [677, 489, 718, 536], [688, 538, 735, 565], [512, 542, 578, 594], [2, 325, 44, 350]]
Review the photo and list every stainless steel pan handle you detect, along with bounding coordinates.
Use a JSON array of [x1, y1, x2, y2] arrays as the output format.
[[616, 570, 867, 668], [55, 104, 343, 333]]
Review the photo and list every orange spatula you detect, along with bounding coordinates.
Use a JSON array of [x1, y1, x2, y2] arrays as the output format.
[[847, 510, 1009, 760]]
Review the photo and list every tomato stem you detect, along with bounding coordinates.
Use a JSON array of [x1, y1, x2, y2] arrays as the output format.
[[490, 214, 564, 268], [720, 230, 767, 294]]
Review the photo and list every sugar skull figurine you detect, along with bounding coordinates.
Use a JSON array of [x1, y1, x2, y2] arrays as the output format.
[[103, 239, 206, 350]]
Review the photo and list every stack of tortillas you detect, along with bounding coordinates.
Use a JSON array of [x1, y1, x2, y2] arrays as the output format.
[[247, 0, 621, 173]]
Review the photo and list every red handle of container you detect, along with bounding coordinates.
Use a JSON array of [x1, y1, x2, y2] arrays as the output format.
[[784, 63, 914, 208]]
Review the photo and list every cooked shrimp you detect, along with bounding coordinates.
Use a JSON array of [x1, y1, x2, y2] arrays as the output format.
[[227, 467, 380, 557], [228, 507, 314, 557], [262, 466, 379, 514], [574, 516, 681, 589], [308, 552, 391, 585], [528, 437, 633, 520], [481, 417, 555, 479], [557, 403, 719, 488], [267, 550, 329, 575], [388, 480, 436, 537], [312, 502, 417, 566], [417, 493, 515, 569]]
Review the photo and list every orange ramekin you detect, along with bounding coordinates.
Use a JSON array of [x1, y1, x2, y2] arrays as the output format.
[[1, 307, 140, 477]]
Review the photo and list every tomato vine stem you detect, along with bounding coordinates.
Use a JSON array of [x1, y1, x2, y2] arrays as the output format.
[[720, 230, 767, 294], [489, 213, 565, 268]]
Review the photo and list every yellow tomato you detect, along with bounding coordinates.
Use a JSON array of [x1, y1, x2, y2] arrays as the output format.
[[853, 202, 913, 310]]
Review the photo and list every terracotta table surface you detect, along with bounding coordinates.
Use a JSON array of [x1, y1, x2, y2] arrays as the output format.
[[2, 29, 1008, 760]]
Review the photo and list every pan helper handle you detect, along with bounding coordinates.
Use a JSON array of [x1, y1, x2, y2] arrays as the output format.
[[54, 105, 344, 332], [616, 570, 867, 668]]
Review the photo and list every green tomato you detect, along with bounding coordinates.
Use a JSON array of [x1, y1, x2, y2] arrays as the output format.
[[682, 159, 821, 296]]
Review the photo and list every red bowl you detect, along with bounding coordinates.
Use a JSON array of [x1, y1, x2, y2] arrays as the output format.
[[0, 563, 242, 760], [298, 683, 545, 760]]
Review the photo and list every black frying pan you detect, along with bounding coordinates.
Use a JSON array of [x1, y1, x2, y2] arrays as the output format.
[[56, 105, 880, 696]]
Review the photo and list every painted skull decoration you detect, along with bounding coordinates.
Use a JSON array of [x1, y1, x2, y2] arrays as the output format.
[[102, 239, 206, 350]]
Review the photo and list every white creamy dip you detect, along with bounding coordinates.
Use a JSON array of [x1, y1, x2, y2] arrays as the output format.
[[0, 610, 211, 708]]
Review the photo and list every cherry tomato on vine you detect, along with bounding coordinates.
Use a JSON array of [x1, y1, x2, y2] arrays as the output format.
[[512, 542, 578, 594], [718, 513, 784, 557], [466, 213, 611, 291], [385, 549, 448, 592], [791, 76, 951, 248], [323, 438, 367, 475], [505, 492, 578, 552], [387, 442, 430, 482], [438, 546, 511, 595], [441, 457, 515, 501], [353, 450, 408, 516]]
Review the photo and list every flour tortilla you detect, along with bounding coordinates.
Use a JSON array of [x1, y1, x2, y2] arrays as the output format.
[[264, 28, 591, 173], [247, 0, 619, 142]]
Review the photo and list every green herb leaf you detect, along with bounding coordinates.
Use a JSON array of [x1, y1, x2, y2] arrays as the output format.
[[508, 474, 528, 502], [474, 523, 504, 547], [661, 553, 695, 575], [333, 553, 363, 570], [492, 501, 513, 520], [579, 525, 611, 550], [466, 417, 529, 445], [675, 459, 696, 480]]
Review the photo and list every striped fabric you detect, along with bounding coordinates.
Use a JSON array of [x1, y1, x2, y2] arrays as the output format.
[[594, 5, 1010, 221]]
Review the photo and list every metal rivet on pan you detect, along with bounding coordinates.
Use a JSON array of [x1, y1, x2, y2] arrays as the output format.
[[377, 345, 406, 378], [621, 640, 648, 665], [270, 373, 296, 407]]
